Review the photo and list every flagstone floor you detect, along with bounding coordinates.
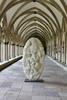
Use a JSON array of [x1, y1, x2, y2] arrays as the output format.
[[0, 56, 67, 100]]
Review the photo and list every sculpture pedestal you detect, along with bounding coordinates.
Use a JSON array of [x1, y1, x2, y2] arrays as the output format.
[[24, 79, 44, 82]]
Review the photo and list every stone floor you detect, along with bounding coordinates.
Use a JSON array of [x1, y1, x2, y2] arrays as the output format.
[[0, 56, 67, 100]]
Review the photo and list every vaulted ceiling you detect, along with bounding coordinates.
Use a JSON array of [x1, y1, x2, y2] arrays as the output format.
[[0, 0, 67, 47]]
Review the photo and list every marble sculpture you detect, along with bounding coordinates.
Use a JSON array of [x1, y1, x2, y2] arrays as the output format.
[[23, 38, 45, 80]]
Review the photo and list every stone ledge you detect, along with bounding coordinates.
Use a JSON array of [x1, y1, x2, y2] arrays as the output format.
[[0, 56, 22, 71]]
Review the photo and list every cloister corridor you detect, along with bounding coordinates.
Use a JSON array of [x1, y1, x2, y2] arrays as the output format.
[[0, 0, 67, 100]]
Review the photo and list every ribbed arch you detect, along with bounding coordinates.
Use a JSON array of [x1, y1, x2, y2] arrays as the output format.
[[0, 0, 67, 45], [60, 0, 67, 13], [9, 7, 59, 31], [17, 18, 53, 37], [9, 1, 31, 24], [9, 1, 61, 29], [22, 28, 48, 43], [7, 7, 58, 41], [19, 22, 52, 39], [18, 20, 53, 38], [0, 0, 31, 20], [23, 31, 46, 44], [23, 31, 45, 42], [37, 0, 61, 29], [21, 26, 50, 41], [40, 0, 66, 19], [0, 0, 66, 22], [20, 23, 51, 40], [15, 15, 55, 36]]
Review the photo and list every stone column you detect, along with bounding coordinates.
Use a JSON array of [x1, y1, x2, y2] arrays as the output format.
[[21, 46, 23, 55], [66, 34, 67, 64], [51, 40, 53, 58], [1, 42, 5, 61], [20, 46, 21, 55], [14, 44, 16, 57], [12, 44, 15, 58], [58, 34, 62, 62], [56, 37, 59, 60], [5, 42, 9, 61], [59, 40, 62, 62], [18, 45, 20, 56], [11, 44, 13, 58], [1, 42, 4, 61], [53, 36, 56, 60], [17, 45, 19, 56], [57, 36, 59, 61], [0, 42, 1, 62], [19, 45, 20, 55], [8, 42, 11, 59], [50, 41, 52, 57], [64, 33, 67, 64], [49, 45, 50, 56], [19, 46, 23, 56], [15, 44, 17, 57], [17, 45, 20, 56], [19, 45, 22, 55]]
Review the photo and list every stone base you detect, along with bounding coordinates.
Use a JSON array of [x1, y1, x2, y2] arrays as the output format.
[[24, 79, 44, 82]]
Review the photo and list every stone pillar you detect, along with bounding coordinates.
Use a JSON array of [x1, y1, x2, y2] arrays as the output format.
[[56, 37, 58, 60], [19, 45, 22, 55], [5, 42, 9, 61], [0, 42, 1, 62], [66, 34, 67, 64], [8, 42, 11, 59], [51, 40, 54, 58], [11, 44, 13, 58], [20, 46, 21, 55], [20, 46, 23, 55], [19, 45, 20, 55], [18, 45, 20, 55], [64, 33, 67, 64], [15, 44, 17, 57], [62, 32, 67, 64], [21, 46, 23, 55], [50, 41, 52, 57], [48, 42, 52, 56], [19, 46, 23, 56], [58, 34, 62, 62], [49, 45, 50, 56], [14, 44, 15, 57], [57, 37, 60, 61], [53, 36, 56, 59], [1, 42, 5, 61], [1, 42, 3, 61], [17, 45, 19, 56], [59, 39, 62, 62], [17, 45, 20, 56], [12, 44, 15, 58]]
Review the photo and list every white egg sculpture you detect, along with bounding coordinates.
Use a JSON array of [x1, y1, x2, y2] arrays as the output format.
[[23, 38, 45, 80]]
